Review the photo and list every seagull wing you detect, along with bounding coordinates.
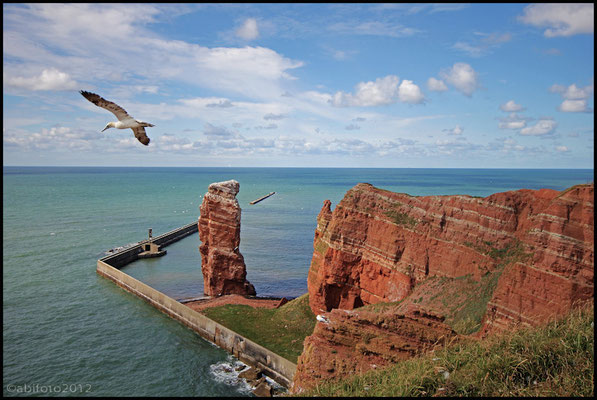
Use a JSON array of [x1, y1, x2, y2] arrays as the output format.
[[80, 90, 132, 121], [132, 127, 150, 146]]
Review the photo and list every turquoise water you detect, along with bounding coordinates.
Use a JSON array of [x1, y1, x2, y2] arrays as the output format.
[[3, 167, 593, 396]]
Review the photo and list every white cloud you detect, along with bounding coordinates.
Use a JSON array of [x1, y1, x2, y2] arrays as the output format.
[[427, 77, 448, 92], [331, 75, 400, 107], [558, 99, 591, 113], [332, 49, 348, 60], [398, 80, 426, 104], [519, 3, 594, 37], [130, 128, 430, 159], [192, 46, 304, 97], [428, 4, 469, 13], [499, 120, 527, 130], [555, 145, 569, 152], [452, 32, 512, 57], [444, 125, 464, 135], [322, 45, 358, 61], [332, 49, 354, 60], [203, 123, 236, 138], [499, 100, 525, 112], [488, 137, 531, 153], [156, 134, 195, 152], [236, 18, 260, 40], [383, 3, 469, 14], [520, 119, 557, 136], [452, 42, 484, 57], [550, 82, 594, 112], [550, 83, 594, 100], [497, 112, 530, 131], [3, 125, 105, 151], [331, 75, 424, 107], [3, 68, 78, 91], [439, 63, 480, 96], [206, 99, 234, 108], [433, 136, 483, 155], [3, 4, 303, 100], [254, 123, 278, 130], [376, 3, 469, 14], [126, 96, 291, 129], [481, 32, 512, 45], [263, 113, 287, 120], [108, 85, 160, 99], [328, 21, 419, 37]]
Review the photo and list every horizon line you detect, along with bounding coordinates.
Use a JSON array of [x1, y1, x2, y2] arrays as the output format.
[[3, 165, 595, 171]]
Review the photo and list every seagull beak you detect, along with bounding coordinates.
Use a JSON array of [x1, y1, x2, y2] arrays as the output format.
[[101, 126, 108, 132]]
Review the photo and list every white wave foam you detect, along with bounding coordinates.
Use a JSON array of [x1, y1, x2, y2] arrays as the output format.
[[264, 375, 285, 392], [104, 242, 138, 255], [209, 356, 252, 394]]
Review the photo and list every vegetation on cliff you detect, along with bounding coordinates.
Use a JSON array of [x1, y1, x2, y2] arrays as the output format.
[[294, 304, 594, 397], [360, 238, 531, 335], [201, 294, 316, 363]]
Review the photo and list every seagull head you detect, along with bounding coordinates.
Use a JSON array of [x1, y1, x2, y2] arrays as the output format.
[[101, 122, 114, 132]]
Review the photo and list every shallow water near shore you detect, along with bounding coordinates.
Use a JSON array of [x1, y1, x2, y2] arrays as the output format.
[[3, 167, 593, 396]]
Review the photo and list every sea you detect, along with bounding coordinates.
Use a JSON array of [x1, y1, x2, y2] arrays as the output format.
[[3, 167, 593, 397]]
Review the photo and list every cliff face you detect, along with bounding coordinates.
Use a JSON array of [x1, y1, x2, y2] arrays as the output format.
[[480, 184, 594, 334], [307, 183, 594, 331], [292, 304, 457, 393], [294, 182, 593, 392], [198, 180, 256, 297]]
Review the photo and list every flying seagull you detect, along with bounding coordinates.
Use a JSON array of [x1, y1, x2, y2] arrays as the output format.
[[80, 90, 153, 145]]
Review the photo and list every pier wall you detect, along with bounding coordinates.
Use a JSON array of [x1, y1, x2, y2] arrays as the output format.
[[102, 222, 198, 268], [152, 222, 198, 247], [96, 222, 296, 388]]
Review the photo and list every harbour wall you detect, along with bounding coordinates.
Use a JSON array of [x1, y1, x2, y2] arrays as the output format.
[[104, 222, 198, 268], [96, 222, 296, 388]]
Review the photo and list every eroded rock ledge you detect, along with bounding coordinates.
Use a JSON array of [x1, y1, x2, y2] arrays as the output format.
[[198, 180, 256, 297]]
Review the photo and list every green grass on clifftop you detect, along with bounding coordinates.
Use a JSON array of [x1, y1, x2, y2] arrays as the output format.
[[201, 293, 316, 363], [295, 304, 594, 397]]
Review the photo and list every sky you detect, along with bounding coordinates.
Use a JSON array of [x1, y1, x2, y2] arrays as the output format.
[[2, 3, 594, 168]]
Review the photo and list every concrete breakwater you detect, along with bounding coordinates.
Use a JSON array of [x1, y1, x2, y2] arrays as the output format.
[[103, 222, 198, 268], [96, 222, 297, 389]]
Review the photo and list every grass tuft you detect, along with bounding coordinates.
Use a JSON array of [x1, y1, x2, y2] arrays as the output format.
[[384, 210, 418, 228]]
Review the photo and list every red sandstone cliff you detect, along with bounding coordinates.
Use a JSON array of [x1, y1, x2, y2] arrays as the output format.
[[480, 184, 594, 334], [293, 182, 593, 392], [198, 180, 256, 297], [292, 304, 457, 393], [307, 183, 593, 331]]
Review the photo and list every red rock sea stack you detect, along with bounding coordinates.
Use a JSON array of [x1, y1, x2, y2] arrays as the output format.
[[198, 180, 256, 297]]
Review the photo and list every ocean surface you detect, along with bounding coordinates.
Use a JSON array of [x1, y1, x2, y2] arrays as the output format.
[[3, 167, 593, 397]]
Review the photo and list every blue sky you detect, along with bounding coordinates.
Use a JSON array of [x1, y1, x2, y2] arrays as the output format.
[[3, 3, 594, 168]]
